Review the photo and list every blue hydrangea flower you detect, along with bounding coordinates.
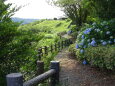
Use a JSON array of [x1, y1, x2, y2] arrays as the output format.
[[84, 28, 92, 34], [114, 39, 115, 43], [101, 21, 107, 25], [84, 28, 91, 34], [92, 22, 96, 26], [105, 26, 109, 29], [81, 39, 85, 42], [83, 60, 87, 65], [108, 41, 112, 44], [91, 40, 96, 46], [102, 41, 107, 46], [96, 29, 100, 32], [88, 43, 91, 46], [67, 30, 72, 34], [80, 49, 84, 54], [80, 42, 84, 46], [81, 35, 85, 39], [83, 45, 86, 48], [106, 31, 110, 35], [87, 39, 90, 42], [92, 38, 95, 40], [76, 44, 79, 49], [100, 40, 104, 43]]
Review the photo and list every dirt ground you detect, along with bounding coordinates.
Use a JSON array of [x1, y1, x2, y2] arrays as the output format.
[[55, 48, 115, 86]]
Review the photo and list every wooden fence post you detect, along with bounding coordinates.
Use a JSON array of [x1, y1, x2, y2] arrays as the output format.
[[44, 46, 48, 55], [61, 41, 63, 49], [50, 61, 60, 86], [50, 44, 53, 52], [6, 73, 23, 86], [38, 49, 41, 60], [54, 43, 57, 51], [64, 40, 66, 47], [58, 42, 60, 51], [67, 40, 69, 46], [37, 61, 44, 75], [40, 48, 43, 56]]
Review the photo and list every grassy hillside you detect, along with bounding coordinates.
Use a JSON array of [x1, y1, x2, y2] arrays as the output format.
[[13, 19, 71, 80], [18, 19, 71, 47]]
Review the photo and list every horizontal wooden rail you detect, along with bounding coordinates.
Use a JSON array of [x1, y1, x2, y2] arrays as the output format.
[[6, 61, 60, 86], [23, 69, 56, 86]]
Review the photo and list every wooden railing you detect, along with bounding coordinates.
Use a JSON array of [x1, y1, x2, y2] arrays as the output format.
[[6, 38, 72, 86], [6, 61, 60, 86], [37, 39, 72, 60]]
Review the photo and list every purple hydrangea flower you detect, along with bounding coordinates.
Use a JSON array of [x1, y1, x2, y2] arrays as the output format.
[[102, 41, 107, 46], [76, 44, 79, 49], [114, 39, 115, 43], [81, 35, 85, 39], [80, 49, 84, 54], [83, 45, 86, 48], [80, 42, 84, 46], [84, 28, 92, 34], [91, 40, 96, 46], [83, 60, 87, 65]]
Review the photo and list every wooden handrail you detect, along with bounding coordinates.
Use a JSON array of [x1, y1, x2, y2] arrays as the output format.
[[38, 39, 72, 60], [6, 61, 60, 86], [23, 69, 56, 86]]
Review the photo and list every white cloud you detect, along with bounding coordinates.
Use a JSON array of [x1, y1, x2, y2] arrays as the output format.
[[5, 0, 64, 19]]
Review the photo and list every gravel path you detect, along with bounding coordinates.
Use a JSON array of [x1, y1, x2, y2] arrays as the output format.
[[55, 48, 115, 86]]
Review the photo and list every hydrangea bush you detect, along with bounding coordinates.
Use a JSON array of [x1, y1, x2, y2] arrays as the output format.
[[75, 19, 115, 70]]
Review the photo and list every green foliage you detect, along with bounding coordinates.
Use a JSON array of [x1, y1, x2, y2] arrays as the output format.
[[42, 52, 58, 71], [0, 0, 20, 85], [68, 44, 76, 56], [54, 0, 89, 26], [91, 0, 115, 20], [14, 19, 70, 81], [0, 6, 70, 84], [76, 19, 115, 49], [76, 45, 115, 70], [75, 19, 115, 70]]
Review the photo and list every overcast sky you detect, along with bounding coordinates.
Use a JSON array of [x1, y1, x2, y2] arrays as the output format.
[[5, 0, 64, 19]]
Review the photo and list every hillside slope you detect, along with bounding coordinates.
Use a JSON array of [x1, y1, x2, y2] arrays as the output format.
[[18, 19, 71, 47]]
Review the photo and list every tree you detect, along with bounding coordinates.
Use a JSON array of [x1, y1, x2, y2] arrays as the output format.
[[49, 0, 90, 26], [0, 0, 20, 85], [92, 0, 115, 20]]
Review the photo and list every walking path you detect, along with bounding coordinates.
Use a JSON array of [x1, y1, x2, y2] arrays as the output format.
[[55, 48, 115, 86]]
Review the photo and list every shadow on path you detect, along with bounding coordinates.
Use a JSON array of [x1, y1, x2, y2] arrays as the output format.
[[55, 48, 115, 86]]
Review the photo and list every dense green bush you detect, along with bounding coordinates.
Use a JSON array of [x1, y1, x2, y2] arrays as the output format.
[[68, 44, 76, 56], [76, 45, 115, 70]]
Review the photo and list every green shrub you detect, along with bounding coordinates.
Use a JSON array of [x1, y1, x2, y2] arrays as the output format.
[[76, 45, 115, 70], [75, 19, 115, 70], [68, 44, 76, 56]]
